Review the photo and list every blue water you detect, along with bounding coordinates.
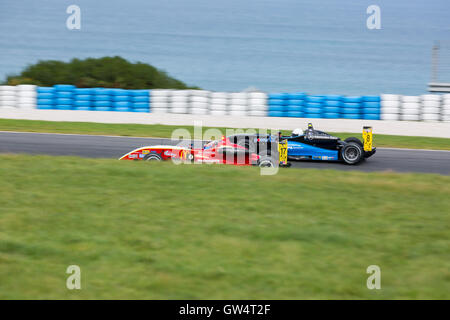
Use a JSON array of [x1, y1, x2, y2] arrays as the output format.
[[0, 0, 449, 95]]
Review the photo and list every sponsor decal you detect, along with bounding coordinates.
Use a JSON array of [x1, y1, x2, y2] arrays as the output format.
[[164, 150, 177, 157], [142, 150, 150, 154]]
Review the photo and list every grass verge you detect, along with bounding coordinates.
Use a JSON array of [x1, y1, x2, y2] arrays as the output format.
[[0, 118, 449, 150], [0, 155, 448, 299]]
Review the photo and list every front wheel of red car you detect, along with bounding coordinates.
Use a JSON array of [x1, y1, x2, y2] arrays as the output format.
[[258, 156, 275, 168], [144, 153, 162, 161]]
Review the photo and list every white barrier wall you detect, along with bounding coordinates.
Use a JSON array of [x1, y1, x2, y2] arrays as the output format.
[[0, 85, 37, 110], [151, 89, 268, 116], [381, 93, 447, 122]]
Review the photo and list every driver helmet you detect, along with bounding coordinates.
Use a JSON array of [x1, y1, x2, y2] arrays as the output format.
[[292, 128, 304, 136]]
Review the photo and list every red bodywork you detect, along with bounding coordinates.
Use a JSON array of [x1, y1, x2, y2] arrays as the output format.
[[119, 136, 260, 166]]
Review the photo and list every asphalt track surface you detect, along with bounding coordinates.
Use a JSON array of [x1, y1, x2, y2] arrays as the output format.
[[1, 131, 449, 175]]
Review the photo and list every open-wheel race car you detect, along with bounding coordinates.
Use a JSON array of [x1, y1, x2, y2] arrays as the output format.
[[228, 123, 375, 165], [119, 135, 289, 168]]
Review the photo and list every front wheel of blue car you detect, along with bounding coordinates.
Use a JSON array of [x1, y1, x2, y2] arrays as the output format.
[[341, 142, 363, 165]]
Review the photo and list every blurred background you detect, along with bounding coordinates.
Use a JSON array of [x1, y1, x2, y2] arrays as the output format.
[[0, 0, 449, 95]]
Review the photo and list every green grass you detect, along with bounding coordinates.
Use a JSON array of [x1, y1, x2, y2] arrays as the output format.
[[0, 155, 448, 299], [1, 118, 449, 150]]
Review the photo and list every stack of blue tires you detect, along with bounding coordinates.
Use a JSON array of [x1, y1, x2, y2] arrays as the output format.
[[55, 85, 75, 110], [131, 90, 150, 112], [285, 92, 305, 117], [362, 96, 381, 120], [111, 89, 132, 112], [322, 95, 343, 119], [36, 87, 56, 110], [304, 95, 325, 118], [92, 88, 112, 111], [268, 93, 288, 117], [340, 96, 363, 119], [73, 88, 93, 110]]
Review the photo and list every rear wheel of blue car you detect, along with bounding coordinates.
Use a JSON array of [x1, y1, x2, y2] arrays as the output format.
[[341, 142, 363, 165]]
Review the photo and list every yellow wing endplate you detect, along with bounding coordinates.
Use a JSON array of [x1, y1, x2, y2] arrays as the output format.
[[278, 139, 288, 165], [362, 127, 373, 152]]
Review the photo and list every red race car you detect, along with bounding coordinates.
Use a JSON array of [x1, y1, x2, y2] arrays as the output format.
[[119, 136, 280, 167]]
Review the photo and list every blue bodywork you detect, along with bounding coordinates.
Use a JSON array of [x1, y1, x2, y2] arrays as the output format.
[[287, 140, 339, 161]]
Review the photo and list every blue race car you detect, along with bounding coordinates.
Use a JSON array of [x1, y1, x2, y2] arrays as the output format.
[[282, 123, 376, 165], [228, 123, 375, 165]]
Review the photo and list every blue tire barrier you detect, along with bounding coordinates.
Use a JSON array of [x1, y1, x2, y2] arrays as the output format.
[[343, 102, 361, 109], [74, 101, 91, 107], [132, 96, 150, 103], [363, 108, 381, 115], [37, 87, 55, 94], [94, 101, 112, 107], [111, 89, 129, 96], [93, 88, 114, 95], [323, 106, 340, 113], [130, 90, 149, 97], [73, 106, 91, 111], [363, 102, 381, 108], [37, 99, 54, 105], [306, 96, 325, 103], [288, 93, 306, 100], [286, 111, 303, 117], [286, 105, 302, 112], [363, 96, 381, 102], [324, 100, 342, 107], [133, 108, 150, 113], [37, 93, 54, 99], [342, 114, 362, 119], [268, 99, 285, 106], [113, 95, 130, 102], [56, 92, 73, 99], [36, 105, 55, 110], [323, 112, 340, 119], [342, 108, 361, 114], [132, 102, 150, 109], [304, 113, 323, 119], [113, 101, 132, 108], [75, 95, 91, 101], [363, 114, 381, 120], [93, 95, 111, 101], [55, 105, 72, 110], [54, 84, 75, 91], [304, 107, 322, 114], [73, 88, 93, 95], [268, 93, 288, 100], [55, 98, 73, 105], [115, 107, 133, 112], [268, 111, 285, 117], [93, 106, 113, 111], [305, 102, 322, 109], [324, 95, 343, 101], [101, 89, 114, 95], [343, 96, 363, 103], [288, 99, 304, 106], [268, 105, 285, 112]]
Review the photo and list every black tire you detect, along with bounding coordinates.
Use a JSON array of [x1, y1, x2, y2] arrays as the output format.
[[143, 153, 162, 161], [344, 137, 363, 148], [258, 156, 275, 168], [341, 142, 363, 165]]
